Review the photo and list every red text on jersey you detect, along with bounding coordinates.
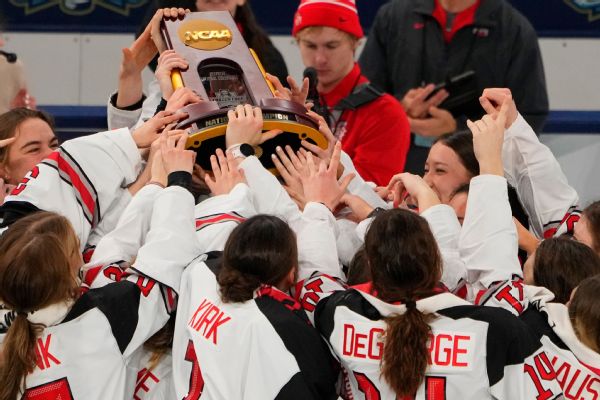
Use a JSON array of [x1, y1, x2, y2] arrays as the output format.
[[35, 334, 61, 370], [134, 368, 160, 400], [552, 355, 600, 399], [188, 298, 231, 345]]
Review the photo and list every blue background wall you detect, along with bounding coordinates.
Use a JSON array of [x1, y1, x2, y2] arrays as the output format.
[[2, 0, 600, 37]]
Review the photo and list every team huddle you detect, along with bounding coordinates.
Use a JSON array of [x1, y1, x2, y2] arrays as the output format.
[[0, 0, 599, 399]]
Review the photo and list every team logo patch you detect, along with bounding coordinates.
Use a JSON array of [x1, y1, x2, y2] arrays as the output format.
[[565, 0, 600, 21], [9, 0, 147, 16]]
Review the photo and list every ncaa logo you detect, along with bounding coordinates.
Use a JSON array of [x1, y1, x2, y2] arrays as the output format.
[[9, 0, 147, 16], [565, 0, 600, 21]]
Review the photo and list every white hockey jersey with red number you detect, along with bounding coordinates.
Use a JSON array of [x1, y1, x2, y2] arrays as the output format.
[[299, 276, 563, 400], [16, 186, 200, 400], [171, 253, 338, 400]]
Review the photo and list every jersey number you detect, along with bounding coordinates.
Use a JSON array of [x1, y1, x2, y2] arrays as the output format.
[[24, 377, 73, 400], [524, 352, 557, 400], [354, 372, 446, 400], [183, 340, 205, 400]]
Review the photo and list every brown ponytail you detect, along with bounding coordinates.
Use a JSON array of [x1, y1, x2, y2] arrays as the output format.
[[0, 212, 80, 399], [365, 209, 442, 397], [218, 215, 297, 303], [382, 307, 433, 396], [0, 315, 44, 400]]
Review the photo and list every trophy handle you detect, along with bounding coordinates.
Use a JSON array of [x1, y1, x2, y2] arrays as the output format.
[[171, 70, 184, 90], [249, 48, 276, 95]]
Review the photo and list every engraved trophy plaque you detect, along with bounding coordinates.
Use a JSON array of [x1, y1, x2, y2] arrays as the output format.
[[160, 11, 326, 172]]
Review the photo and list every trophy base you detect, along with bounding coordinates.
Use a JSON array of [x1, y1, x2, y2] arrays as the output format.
[[177, 99, 328, 173]]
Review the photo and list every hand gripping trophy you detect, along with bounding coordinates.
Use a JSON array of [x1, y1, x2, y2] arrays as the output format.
[[160, 11, 327, 172]]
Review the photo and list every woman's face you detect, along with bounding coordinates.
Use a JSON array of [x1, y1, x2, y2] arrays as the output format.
[[2, 118, 58, 184], [423, 142, 473, 204], [195, 0, 244, 15]]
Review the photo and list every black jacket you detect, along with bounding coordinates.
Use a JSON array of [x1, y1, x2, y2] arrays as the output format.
[[359, 0, 548, 132]]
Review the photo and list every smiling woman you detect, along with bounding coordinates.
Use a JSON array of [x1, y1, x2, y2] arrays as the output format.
[[0, 108, 58, 188]]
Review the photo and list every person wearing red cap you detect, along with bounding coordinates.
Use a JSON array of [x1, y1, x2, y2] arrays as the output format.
[[279, 0, 411, 186]]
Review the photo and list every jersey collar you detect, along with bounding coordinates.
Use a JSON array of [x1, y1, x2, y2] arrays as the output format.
[[353, 288, 469, 317]]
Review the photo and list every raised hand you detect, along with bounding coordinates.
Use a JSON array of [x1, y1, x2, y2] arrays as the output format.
[[131, 111, 188, 148], [156, 50, 190, 101], [301, 142, 354, 212], [479, 88, 518, 129], [204, 149, 246, 196], [339, 193, 375, 223], [266, 73, 309, 106], [165, 87, 202, 113], [386, 172, 440, 213], [160, 127, 195, 175], [150, 8, 189, 54], [467, 99, 509, 176], [271, 145, 307, 203], [224, 104, 281, 148]]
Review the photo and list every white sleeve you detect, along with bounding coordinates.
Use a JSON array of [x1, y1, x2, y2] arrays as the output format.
[[340, 151, 389, 209], [106, 93, 143, 131], [3, 128, 142, 247], [84, 188, 132, 250], [459, 175, 521, 298], [421, 204, 466, 291], [107, 79, 164, 131], [133, 80, 163, 129], [503, 114, 580, 238], [237, 155, 301, 222], [335, 218, 364, 267], [131, 186, 201, 292], [295, 202, 342, 281], [193, 183, 257, 253], [87, 185, 201, 358], [89, 184, 162, 264]]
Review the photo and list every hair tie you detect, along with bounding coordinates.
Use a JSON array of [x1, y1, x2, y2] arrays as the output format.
[[16, 310, 28, 318], [403, 299, 417, 310]]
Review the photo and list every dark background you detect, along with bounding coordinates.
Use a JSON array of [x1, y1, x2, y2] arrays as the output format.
[[1, 0, 600, 37]]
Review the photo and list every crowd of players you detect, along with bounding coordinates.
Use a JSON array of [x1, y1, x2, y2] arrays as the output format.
[[0, 0, 599, 399]]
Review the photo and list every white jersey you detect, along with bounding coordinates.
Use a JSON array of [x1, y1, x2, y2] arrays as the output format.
[[502, 114, 580, 238], [15, 186, 200, 400], [172, 201, 341, 400], [172, 253, 338, 400], [299, 275, 563, 400], [476, 281, 600, 399], [0, 128, 142, 248]]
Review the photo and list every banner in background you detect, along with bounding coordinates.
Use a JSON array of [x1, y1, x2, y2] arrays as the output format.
[[2, 0, 600, 37]]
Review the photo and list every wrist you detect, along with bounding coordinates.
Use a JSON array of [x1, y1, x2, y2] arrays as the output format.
[[479, 161, 504, 176], [146, 180, 165, 188], [167, 170, 193, 191], [317, 202, 333, 213], [227, 143, 255, 159]]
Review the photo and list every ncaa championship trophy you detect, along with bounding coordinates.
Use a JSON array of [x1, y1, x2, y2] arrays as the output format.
[[160, 11, 327, 172]]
